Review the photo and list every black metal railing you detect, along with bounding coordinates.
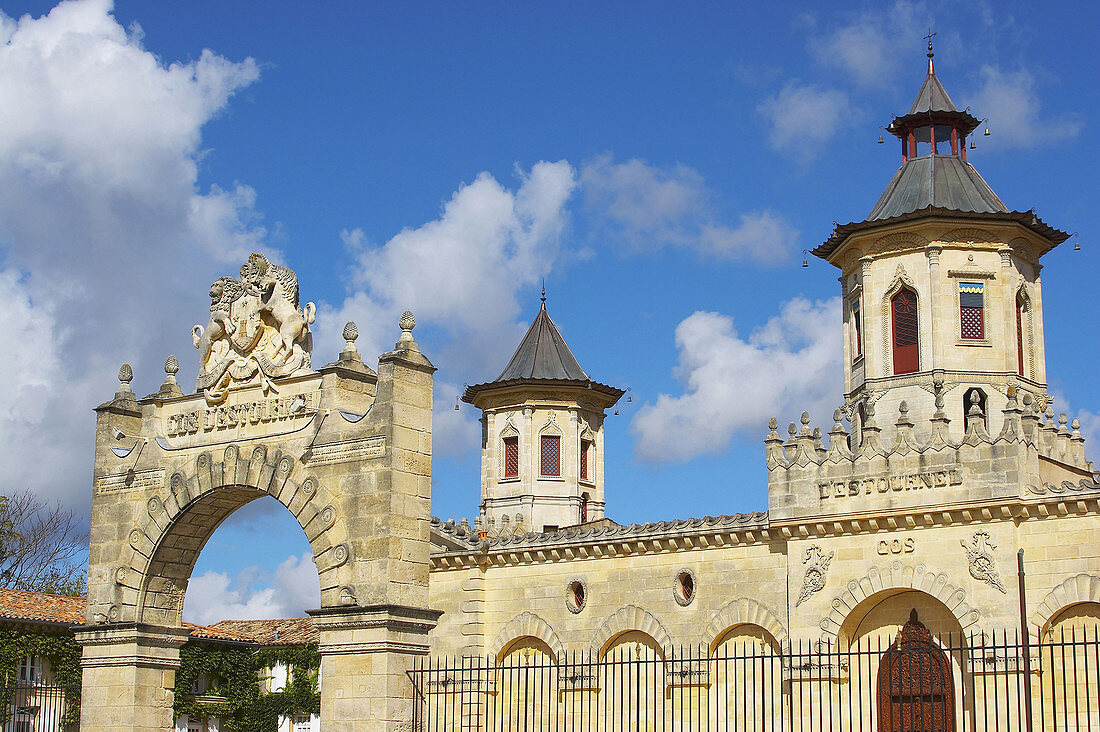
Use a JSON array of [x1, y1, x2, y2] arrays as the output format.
[[0, 682, 80, 732], [409, 627, 1100, 731]]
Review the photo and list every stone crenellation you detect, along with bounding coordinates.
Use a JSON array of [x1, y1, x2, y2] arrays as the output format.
[[767, 388, 1096, 523]]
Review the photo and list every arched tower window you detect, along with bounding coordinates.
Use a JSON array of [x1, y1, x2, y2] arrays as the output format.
[[1016, 290, 1030, 377], [891, 288, 919, 375], [580, 492, 590, 523], [963, 388, 987, 432]]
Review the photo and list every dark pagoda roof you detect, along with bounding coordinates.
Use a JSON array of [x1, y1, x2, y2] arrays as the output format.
[[815, 50, 1068, 260], [866, 154, 1007, 221], [462, 300, 624, 404]]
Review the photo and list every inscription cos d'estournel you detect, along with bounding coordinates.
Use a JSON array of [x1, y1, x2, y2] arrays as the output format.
[[819, 468, 962, 500], [165, 393, 315, 437]]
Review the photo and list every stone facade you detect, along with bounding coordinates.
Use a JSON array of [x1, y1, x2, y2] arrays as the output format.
[[421, 58, 1100, 726]]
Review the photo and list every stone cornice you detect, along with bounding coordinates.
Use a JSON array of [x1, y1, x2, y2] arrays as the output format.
[[429, 487, 1100, 571]]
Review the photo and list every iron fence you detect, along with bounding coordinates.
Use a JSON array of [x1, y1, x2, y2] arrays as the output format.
[[0, 683, 79, 732], [409, 627, 1100, 731]]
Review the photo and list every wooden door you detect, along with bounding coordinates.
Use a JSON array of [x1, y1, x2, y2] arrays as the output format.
[[877, 610, 955, 732]]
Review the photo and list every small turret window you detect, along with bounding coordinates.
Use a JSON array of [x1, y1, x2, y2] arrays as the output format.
[[540, 435, 560, 477], [891, 287, 919, 375], [959, 282, 985, 339], [502, 436, 519, 479], [580, 439, 592, 482]]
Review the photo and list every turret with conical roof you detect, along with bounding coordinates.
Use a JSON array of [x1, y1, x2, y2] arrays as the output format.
[[813, 42, 1069, 443], [463, 293, 623, 532]]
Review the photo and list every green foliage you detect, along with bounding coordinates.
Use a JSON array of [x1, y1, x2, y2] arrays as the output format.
[[0, 628, 82, 725], [174, 643, 320, 731]]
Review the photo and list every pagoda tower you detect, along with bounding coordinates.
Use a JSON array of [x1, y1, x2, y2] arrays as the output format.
[[813, 42, 1069, 441], [463, 294, 623, 533]]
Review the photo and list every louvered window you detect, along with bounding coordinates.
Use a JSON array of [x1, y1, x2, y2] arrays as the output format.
[[540, 435, 560, 477], [502, 437, 519, 479], [959, 282, 984, 339], [580, 440, 592, 482], [891, 288, 919, 374]]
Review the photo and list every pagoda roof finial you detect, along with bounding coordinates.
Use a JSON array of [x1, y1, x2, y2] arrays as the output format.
[[541, 278, 546, 307], [925, 28, 936, 74]]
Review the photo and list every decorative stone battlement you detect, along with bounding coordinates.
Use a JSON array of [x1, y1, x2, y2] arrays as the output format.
[[767, 388, 1097, 523]]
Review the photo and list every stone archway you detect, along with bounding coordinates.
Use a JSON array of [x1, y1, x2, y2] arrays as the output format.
[[817, 562, 979, 646], [78, 257, 440, 732], [490, 611, 566, 662], [591, 604, 673, 655], [704, 598, 788, 652], [119, 445, 350, 627]]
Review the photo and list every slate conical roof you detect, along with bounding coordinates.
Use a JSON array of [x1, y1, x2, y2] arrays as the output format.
[[495, 301, 588, 382], [865, 154, 1008, 221], [908, 67, 959, 115], [462, 298, 623, 405]]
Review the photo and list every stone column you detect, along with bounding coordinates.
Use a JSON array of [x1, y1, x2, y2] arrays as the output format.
[[74, 623, 190, 732], [309, 605, 442, 732]]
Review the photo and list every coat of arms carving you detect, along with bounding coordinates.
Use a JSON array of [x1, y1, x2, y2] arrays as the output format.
[[192, 253, 316, 404], [961, 531, 1006, 594], [795, 544, 834, 607]]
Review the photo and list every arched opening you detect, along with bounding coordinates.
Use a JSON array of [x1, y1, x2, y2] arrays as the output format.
[[963, 388, 988, 433], [600, 631, 664, 731], [838, 589, 969, 730], [158, 493, 320, 732], [877, 609, 956, 732], [1040, 602, 1100, 729], [580, 492, 590, 523], [891, 287, 920, 375], [711, 624, 782, 728], [1016, 291, 1030, 377], [494, 636, 559, 729]]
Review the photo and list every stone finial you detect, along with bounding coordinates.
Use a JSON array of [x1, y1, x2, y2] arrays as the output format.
[[157, 355, 183, 397], [832, 408, 844, 427], [165, 355, 179, 377], [968, 390, 984, 417], [788, 422, 798, 437], [768, 417, 778, 431], [342, 321, 359, 352], [1072, 418, 1082, 434], [396, 309, 417, 349], [800, 412, 811, 426], [118, 363, 133, 387]]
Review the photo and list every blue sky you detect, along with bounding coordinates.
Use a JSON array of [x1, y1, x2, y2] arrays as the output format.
[[0, 0, 1096, 622]]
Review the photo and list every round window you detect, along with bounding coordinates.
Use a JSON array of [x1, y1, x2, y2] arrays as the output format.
[[566, 578, 587, 614], [673, 569, 696, 606]]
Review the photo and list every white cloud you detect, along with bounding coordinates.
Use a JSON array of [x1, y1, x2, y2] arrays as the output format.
[[580, 154, 797, 263], [970, 66, 1081, 149], [758, 82, 849, 163], [808, 2, 923, 88], [321, 161, 576, 456], [0, 0, 262, 509], [183, 553, 319, 626], [631, 297, 842, 462]]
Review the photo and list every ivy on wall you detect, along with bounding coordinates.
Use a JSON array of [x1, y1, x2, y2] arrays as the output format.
[[0, 628, 82, 725], [174, 642, 320, 731]]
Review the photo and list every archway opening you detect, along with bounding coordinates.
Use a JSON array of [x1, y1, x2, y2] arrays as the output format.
[[1040, 602, 1100, 729], [877, 609, 956, 732], [183, 495, 319, 626], [711, 623, 782, 728]]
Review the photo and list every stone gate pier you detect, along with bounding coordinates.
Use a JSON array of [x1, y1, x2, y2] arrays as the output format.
[[77, 253, 439, 731]]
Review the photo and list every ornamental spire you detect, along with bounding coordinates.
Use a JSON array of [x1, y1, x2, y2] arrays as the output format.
[[925, 28, 936, 74]]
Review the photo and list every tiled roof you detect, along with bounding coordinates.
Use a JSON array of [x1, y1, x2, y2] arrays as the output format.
[[0, 588, 317, 645], [209, 617, 318, 645], [866, 155, 1008, 222], [0, 588, 84, 625], [183, 622, 257, 643]]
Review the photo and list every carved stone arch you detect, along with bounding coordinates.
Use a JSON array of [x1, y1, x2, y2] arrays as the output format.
[[1008, 237, 1040, 266], [1030, 574, 1100, 637], [490, 611, 566, 663], [704, 598, 788, 652], [868, 231, 929, 256], [591, 604, 673, 655], [881, 265, 920, 373], [817, 562, 979, 646], [938, 227, 999, 245], [499, 417, 520, 439], [538, 413, 563, 436], [121, 443, 350, 626]]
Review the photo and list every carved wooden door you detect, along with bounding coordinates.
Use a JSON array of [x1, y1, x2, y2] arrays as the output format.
[[877, 610, 955, 732], [891, 289, 919, 375]]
